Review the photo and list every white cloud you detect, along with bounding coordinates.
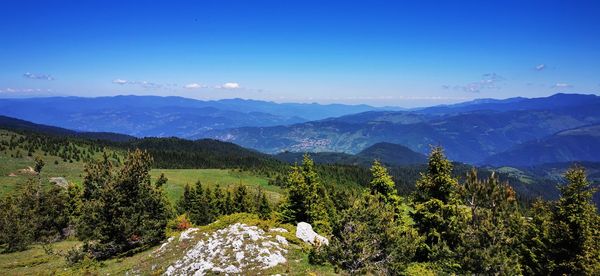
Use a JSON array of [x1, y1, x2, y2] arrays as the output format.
[[23, 72, 54, 80], [184, 83, 206, 89], [535, 64, 546, 71], [112, 79, 175, 90], [443, 73, 504, 93], [552, 83, 573, 88], [0, 87, 53, 93], [216, 82, 241, 89]]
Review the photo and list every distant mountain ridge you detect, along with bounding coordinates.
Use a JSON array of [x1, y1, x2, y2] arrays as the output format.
[[3, 93, 600, 166], [0, 96, 400, 138], [202, 93, 600, 165]]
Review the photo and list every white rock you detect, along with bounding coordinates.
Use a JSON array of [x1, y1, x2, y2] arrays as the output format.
[[165, 223, 288, 275], [275, 235, 288, 246], [155, 236, 175, 254], [179, 227, 199, 241], [269, 227, 289, 233], [295, 222, 329, 246]]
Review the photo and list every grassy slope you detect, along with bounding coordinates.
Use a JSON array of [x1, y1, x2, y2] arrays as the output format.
[[0, 130, 283, 203]]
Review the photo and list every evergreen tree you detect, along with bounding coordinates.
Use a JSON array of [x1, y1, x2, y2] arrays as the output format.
[[223, 190, 234, 215], [188, 181, 211, 225], [280, 154, 333, 234], [411, 147, 468, 268], [0, 194, 35, 252], [34, 156, 45, 174], [329, 193, 420, 274], [177, 184, 194, 214], [233, 184, 251, 213], [155, 173, 168, 187], [77, 149, 170, 260], [212, 185, 225, 216], [258, 192, 272, 220], [204, 187, 217, 223], [459, 169, 524, 274], [521, 200, 555, 275], [551, 166, 599, 275], [369, 160, 397, 200]]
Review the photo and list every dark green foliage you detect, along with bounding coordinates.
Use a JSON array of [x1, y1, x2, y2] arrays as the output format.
[[551, 166, 599, 274], [279, 154, 335, 234], [177, 184, 194, 214], [369, 160, 402, 207], [233, 185, 251, 213], [522, 166, 600, 275], [0, 178, 71, 253], [257, 192, 272, 220], [459, 169, 524, 274], [411, 147, 468, 266], [34, 155, 45, 174], [176, 182, 273, 226], [77, 149, 171, 260], [0, 194, 35, 252], [328, 193, 420, 274]]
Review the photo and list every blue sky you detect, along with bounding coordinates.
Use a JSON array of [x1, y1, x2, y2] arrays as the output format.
[[1, 0, 599, 107]]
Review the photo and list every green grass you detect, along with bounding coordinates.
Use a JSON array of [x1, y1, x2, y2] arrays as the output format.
[[0, 130, 121, 195], [1, 130, 284, 205], [151, 168, 285, 204]]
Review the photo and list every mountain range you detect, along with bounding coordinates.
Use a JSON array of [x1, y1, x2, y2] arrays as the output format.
[[2, 93, 600, 167], [202, 93, 600, 164], [0, 96, 400, 138]]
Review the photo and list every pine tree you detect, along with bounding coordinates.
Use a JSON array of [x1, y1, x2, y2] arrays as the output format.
[[459, 169, 524, 274], [233, 184, 251, 213], [189, 181, 212, 225], [280, 154, 333, 234], [551, 166, 599, 275], [223, 190, 234, 215], [411, 147, 468, 267], [77, 149, 170, 260], [369, 160, 396, 199], [329, 193, 420, 274], [258, 192, 272, 220], [34, 156, 45, 174], [212, 185, 225, 216], [177, 184, 194, 214]]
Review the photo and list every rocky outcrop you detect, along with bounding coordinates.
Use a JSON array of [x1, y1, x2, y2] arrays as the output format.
[[295, 222, 329, 246], [160, 223, 289, 275]]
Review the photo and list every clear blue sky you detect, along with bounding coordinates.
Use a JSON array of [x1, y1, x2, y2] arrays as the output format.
[[1, 0, 599, 107]]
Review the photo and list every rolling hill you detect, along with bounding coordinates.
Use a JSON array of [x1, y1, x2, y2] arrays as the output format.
[[274, 142, 426, 166], [485, 124, 600, 166], [0, 115, 135, 142]]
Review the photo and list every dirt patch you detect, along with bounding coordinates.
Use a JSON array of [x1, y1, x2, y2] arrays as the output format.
[[49, 177, 69, 189], [18, 166, 36, 175]]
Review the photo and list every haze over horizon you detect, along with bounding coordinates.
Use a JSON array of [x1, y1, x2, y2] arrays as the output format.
[[2, 0, 600, 107]]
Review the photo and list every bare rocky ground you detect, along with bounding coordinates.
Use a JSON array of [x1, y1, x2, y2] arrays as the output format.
[[131, 215, 310, 275], [162, 223, 288, 275]]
